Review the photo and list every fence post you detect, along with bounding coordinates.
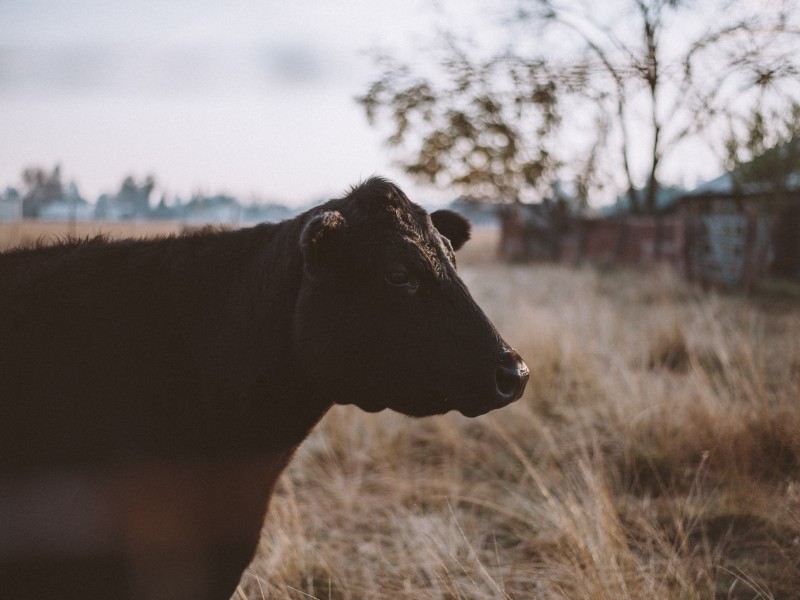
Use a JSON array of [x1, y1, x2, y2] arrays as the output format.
[[614, 218, 627, 263]]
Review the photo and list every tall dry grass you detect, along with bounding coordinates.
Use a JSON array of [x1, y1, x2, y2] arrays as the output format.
[[239, 231, 800, 599]]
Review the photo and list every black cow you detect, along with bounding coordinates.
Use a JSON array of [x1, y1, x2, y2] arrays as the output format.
[[0, 177, 528, 599]]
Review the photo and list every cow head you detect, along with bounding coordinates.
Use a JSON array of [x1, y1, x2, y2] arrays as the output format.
[[293, 177, 528, 417]]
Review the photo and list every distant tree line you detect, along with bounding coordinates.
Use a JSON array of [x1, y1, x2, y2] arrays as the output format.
[[0, 166, 297, 223]]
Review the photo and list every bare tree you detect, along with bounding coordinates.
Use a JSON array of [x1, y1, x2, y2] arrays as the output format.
[[359, 0, 800, 211]]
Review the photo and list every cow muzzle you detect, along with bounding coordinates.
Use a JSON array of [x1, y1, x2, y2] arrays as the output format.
[[493, 351, 529, 407]]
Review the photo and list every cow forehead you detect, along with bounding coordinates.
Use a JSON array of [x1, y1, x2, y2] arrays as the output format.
[[338, 178, 456, 272], [391, 205, 457, 268], [396, 224, 456, 277]]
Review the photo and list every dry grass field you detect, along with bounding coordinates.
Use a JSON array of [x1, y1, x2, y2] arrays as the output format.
[[0, 220, 185, 251], [3, 221, 798, 598], [239, 229, 800, 599]]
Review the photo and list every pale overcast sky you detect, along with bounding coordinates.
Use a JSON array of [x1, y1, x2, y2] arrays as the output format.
[[0, 0, 465, 205], [2, 0, 777, 207]]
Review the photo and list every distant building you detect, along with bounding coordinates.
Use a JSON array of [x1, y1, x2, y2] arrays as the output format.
[[38, 182, 93, 221], [241, 203, 295, 224], [497, 166, 799, 288], [0, 187, 21, 220], [498, 200, 570, 262], [39, 200, 95, 221], [93, 176, 155, 220], [676, 179, 799, 288], [182, 194, 242, 225]]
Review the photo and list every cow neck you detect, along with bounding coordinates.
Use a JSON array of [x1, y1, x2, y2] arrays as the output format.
[[165, 219, 331, 455]]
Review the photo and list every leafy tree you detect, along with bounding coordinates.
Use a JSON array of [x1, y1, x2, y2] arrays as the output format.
[[725, 104, 800, 195], [360, 50, 566, 204], [21, 165, 64, 218], [115, 175, 156, 218], [359, 0, 800, 212], [723, 104, 800, 277]]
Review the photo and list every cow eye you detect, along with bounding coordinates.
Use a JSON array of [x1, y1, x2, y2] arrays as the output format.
[[385, 268, 417, 291]]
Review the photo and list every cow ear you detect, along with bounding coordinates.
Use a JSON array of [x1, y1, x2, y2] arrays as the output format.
[[300, 210, 347, 275], [430, 210, 471, 251]]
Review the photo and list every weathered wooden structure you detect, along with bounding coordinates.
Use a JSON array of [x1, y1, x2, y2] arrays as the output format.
[[498, 189, 799, 290], [676, 192, 791, 289], [559, 216, 684, 270]]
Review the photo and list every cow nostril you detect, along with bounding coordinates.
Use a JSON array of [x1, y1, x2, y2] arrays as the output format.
[[494, 361, 529, 404]]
